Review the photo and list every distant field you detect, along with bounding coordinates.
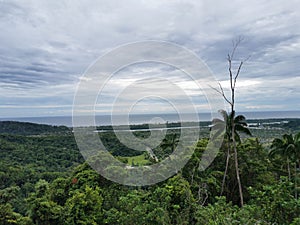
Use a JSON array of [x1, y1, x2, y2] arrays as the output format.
[[117, 153, 150, 166]]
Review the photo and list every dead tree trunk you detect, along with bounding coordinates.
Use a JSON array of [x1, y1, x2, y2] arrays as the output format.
[[213, 38, 248, 206]]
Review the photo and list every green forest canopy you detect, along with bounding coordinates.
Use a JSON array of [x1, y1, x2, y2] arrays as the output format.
[[0, 120, 299, 224]]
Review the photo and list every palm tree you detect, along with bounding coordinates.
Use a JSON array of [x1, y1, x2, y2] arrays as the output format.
[[270, 134, 296, 180], [160, 133, 180, 154], [213, 110, 252, 196], [294, 132, 300, 199], [269, 132, 300, 198], [285, 133, 300, 168]]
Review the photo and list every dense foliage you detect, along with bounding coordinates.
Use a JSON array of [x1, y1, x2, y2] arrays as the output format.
[[0, 120, 300, 224]]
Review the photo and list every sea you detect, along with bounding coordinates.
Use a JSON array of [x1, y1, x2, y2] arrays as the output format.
[[0, 111, 299, 127]]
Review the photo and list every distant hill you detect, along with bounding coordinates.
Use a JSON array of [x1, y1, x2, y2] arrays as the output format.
[[0, 121, 70, 135]]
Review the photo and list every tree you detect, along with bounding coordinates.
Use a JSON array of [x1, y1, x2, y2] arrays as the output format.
[[270, 135, 293, 180], [269, 132, 300, 198], [213, 110, 251, 196], [154, 133, 180, 160], [0, 203, 33, 225], [293, 132, 300, 199], [161, 133, 180, 154], [249, 177, 300, 224], [212, 37, 249, 206], [27, 180, 63, 225], [64, 186, 103, 225]]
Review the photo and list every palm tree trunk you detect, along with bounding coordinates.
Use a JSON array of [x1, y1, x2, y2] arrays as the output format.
[[231, 112, 244, 207], [294, 160, 300, 200], [221, 142, 230, 196], [287, 157, 291, 181], [233, 134, 243, 206], [295, 162, 297, 199]]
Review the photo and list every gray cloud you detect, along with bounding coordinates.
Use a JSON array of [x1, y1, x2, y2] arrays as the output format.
[[0, 0, 299, 117]]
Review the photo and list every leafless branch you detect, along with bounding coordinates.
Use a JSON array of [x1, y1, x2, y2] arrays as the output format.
[[245, 55, 251, 62], [233, 56, 250, 89], [228, 56, 233, 90], [230, 36, 243, 60], [233, 61, 243, 89], [209, 83, 232, 105]]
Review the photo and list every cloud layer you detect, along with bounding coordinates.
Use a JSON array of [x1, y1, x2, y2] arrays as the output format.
[[1, 0, 299, 117]]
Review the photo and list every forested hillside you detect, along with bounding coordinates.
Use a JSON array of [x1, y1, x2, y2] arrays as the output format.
[[0, 121, 70, 136], [0, 120, 300, 224]]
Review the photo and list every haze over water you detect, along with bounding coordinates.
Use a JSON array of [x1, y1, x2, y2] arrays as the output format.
[[1, 111, 299, 127]]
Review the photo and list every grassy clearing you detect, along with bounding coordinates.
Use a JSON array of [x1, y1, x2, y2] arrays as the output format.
[[118, 153, 150, 166]]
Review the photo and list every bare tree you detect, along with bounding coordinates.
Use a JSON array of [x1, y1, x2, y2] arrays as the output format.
[[213, 37, 249, 206], [216, 110, 251, 197]]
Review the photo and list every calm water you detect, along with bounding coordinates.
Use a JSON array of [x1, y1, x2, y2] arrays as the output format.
[[1, 111, 299, 127]]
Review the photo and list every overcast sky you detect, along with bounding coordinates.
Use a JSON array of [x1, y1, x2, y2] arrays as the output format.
[[1, 0, 300, 118]]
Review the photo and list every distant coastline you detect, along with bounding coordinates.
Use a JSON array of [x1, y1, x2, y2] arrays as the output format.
[[0, 110, 299, 127]]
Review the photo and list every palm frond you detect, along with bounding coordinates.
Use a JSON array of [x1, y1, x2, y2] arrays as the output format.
[[271, 138, 284, 148], [235, 124, 252, 136], [234, 115, 246, 122], [218, 109, 229, 121]]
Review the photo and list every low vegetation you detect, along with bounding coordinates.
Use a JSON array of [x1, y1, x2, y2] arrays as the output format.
[[0, 120, 299, 224]]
